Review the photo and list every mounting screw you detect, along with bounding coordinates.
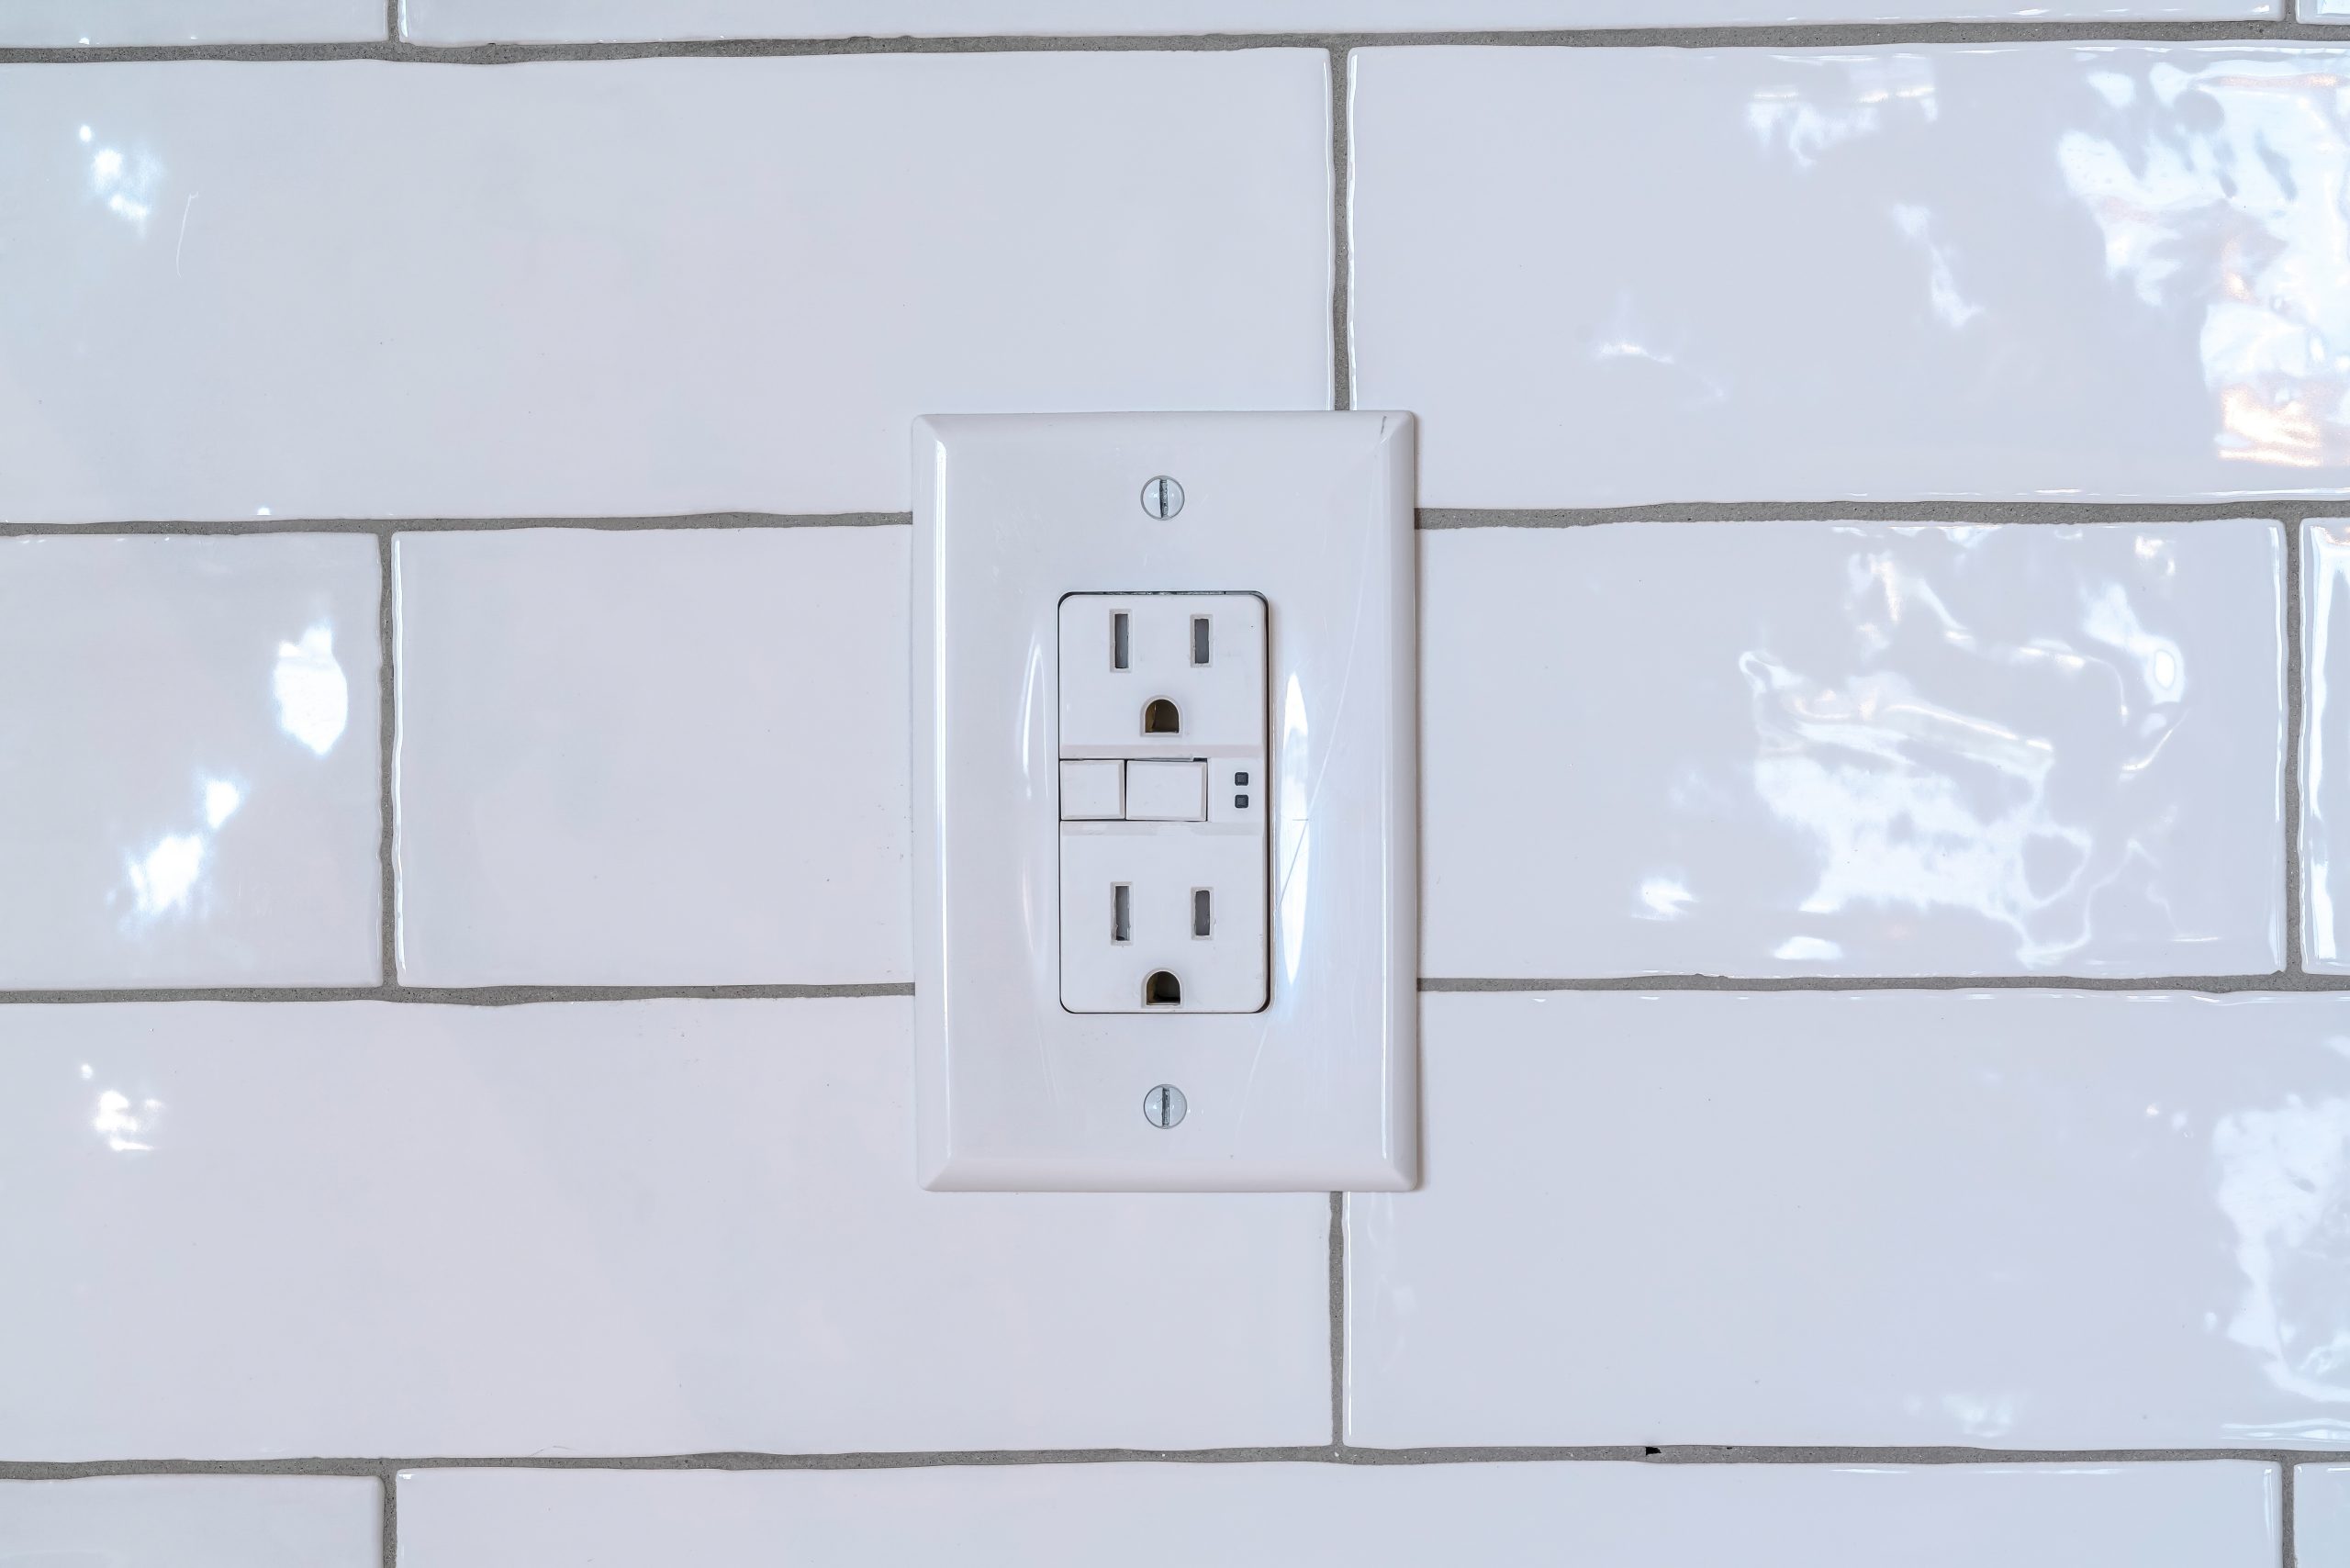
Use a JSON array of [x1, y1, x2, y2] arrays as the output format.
[[1140, 476, 1184, 521], [1144, 1083, 1187, 1129]]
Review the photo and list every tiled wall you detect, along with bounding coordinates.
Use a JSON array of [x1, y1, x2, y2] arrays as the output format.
[[10, 5, 2350, 1566]]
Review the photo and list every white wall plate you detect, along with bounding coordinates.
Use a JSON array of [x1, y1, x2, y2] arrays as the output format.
[[912, 412, 1418, 1192]]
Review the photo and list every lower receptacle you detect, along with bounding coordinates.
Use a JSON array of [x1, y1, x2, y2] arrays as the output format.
[[1059, 824, 1266, 1013]]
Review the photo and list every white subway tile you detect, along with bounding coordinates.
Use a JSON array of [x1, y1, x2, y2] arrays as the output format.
[[1423, 521, 2284, 979], [0, 55, 1328, 523], [404, 0, 2271, 44], [1350, 991, 2350, 1449], [0, 535, 381, 987], [0, 0, 381, 44], [2301, 522, 2350, 972], [1352, 46, 2350, 507], [0, 1476, 379, 1565], [2297, 1465, 2350, 1562], [394, 527, 906, 985], [0, 998, 1327, 1458], [395, 1461, 2278, 1568]]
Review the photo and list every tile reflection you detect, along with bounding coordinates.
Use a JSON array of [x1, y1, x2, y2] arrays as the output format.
[[1355, 46, 2350, 504], [1421, 522, 2283, 978], [2215, 1090, 2350, 1417], [272, 623, 348, 756], [0, 535, 381, 986], [2055, 59, 2350, 471], [82, 122, 163, 235], [92, 1087, 162, 1154]]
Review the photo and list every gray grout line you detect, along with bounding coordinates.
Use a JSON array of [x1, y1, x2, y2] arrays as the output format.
[[0, 18, 2345, 64], [377, 532, 398, 989], [1327, 44, 1353, 415], [11, 976, 2350, 1003], [1419, 973, 2350, 992], [0, 512, 908, 536], [379, 1473, 397, 1568], [2285, 1460, 2299, 1568], [2288, 521, 2308, 977], [4, 503, 2339, 539], [0, 1446, 2322, 1482], [0, 982, 913, 1005], [1327, 1192, 1346, 1447], [1420, 500, 2347, 528]]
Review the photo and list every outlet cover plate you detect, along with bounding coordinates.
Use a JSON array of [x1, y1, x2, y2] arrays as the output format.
[[912, 411, 1419, 1192]]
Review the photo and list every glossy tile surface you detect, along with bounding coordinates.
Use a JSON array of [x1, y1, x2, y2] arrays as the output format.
[[397, 1462, 2277, 1566], [0, 535, 381, 987], [0, 0, 381, 43], [2301, 522, 2350, 972], [0, 1476, 379, 1564], [395, 527, 906, 985], [1351, 991, 2350, 1449], [1352, 46, 2350, 507], [2296, 1465, 2350, 1562], [0, 997, 1326, 1459], [0, 55, 1327, 523], [1423, 521, 2284, 979], [404, 0, 2270, 43]]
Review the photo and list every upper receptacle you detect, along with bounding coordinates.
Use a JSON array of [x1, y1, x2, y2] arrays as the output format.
[[1058, 592, 1268, 758]]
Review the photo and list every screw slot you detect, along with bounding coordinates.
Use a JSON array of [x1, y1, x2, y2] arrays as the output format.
[[1140, 476, 1184, 521], [1144, 1083, 1187, 1129]]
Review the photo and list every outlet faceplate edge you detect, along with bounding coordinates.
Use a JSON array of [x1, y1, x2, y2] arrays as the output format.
[[911, 411, 1419, 1193]]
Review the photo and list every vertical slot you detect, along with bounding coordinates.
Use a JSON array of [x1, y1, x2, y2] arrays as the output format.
[[1192, 888, 1212, 938], [1111, 611, 1130, 671], [1112, 883, 1131, 944], [1191, 615, 1211, 666]]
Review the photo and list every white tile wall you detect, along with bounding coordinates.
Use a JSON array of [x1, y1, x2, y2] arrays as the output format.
[[0, 16, 2334, 1560], [0, 53, 1328, 523], [401, 0, 2275, 44], [2299, 1464, 2350, 1562], [0, 997, 1327, 1458], [394, 527, 907, 985], [1423, 521, 2284, 979], [393, 1462, 2280, 1568], [0, 534, 382, 988], [1352, 45, 2350, 508], [1350, 991, 2350, 1449], [0, 1476, 380, 1566], [0, 0, 381, 44]]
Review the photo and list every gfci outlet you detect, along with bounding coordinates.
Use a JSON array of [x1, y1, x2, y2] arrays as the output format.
[[912, 412, 1418, 1193], [1058, 591, 1269, 1014]]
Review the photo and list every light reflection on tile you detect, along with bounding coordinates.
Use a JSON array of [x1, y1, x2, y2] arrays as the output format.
[[0, 535, 381, 987], [0, 999, 1327, 1458], [1422, 521, 2284, 979], [1350, 991, 2350, 1449], [2300, 521, 2350, 972], [1354, 46, 2350, 506], [0, 54, 1327, 521]]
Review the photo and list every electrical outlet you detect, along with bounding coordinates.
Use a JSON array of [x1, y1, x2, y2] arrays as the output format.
[[1058, 592, 1267, 1014], [912, 412, 1418, 1193]]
